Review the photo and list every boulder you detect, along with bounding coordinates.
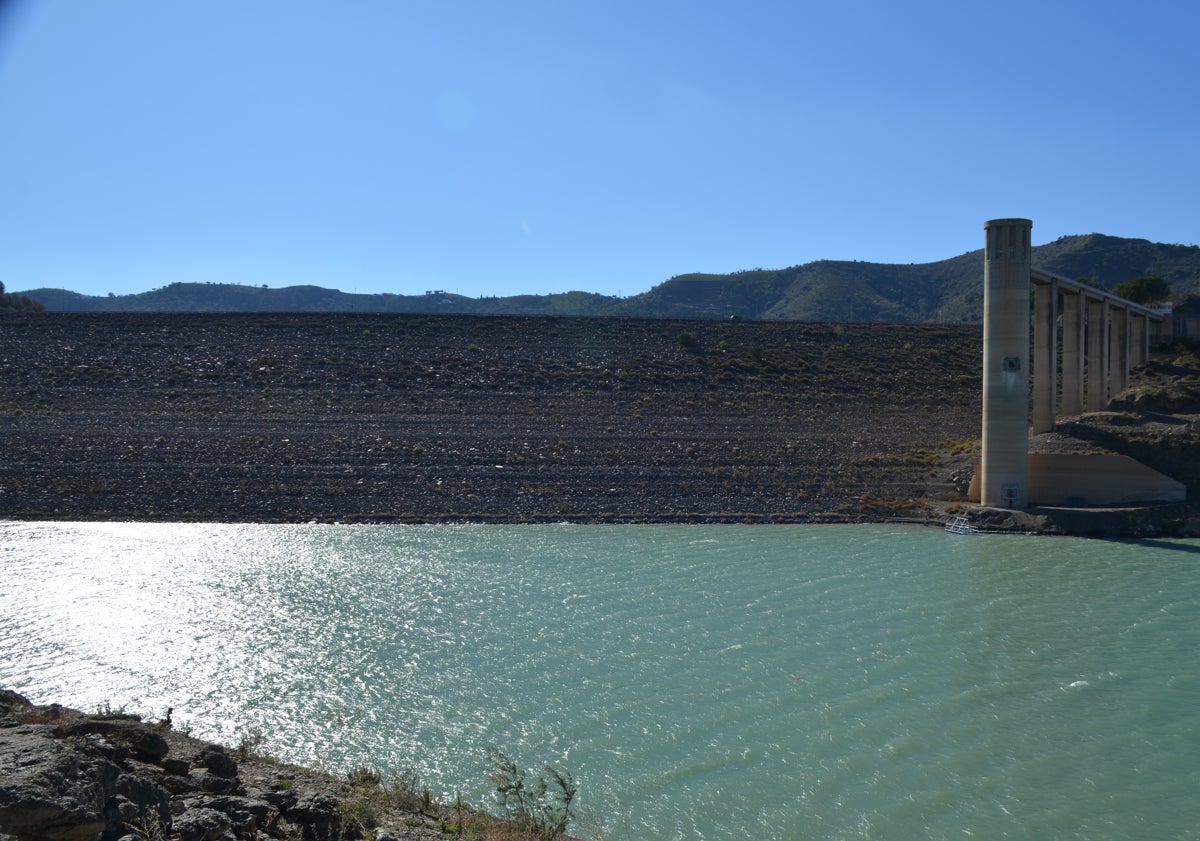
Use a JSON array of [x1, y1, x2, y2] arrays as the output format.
[[172, 807, 234, 841], [0, 727, 119, 841], [115, 773, 171, 829], [69, 721, 168, 764], [188, 772, 242, 796], [178, 795, 271, 836], [194, 746, 237, 779], [285, 792, 343, 841]]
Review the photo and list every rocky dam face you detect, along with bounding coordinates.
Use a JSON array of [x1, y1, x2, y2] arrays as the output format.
[[0, 313, 982, 523]]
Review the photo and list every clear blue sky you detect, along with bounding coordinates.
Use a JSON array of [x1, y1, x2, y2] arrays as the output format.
[[2, 0, 1197, 299]]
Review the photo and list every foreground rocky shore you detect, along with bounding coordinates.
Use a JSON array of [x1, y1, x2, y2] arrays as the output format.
[[0, 690, 546, 841], [0, 313, 983, 524]]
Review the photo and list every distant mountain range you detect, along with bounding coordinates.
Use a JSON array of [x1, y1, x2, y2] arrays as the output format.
[[14, 234, 1200, 322]]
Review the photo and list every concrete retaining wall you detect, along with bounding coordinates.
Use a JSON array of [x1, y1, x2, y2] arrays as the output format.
[[968, 453, 1185, 506]]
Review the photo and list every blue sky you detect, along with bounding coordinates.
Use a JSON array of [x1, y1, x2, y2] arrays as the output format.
[[1, 1, 1197, 299]]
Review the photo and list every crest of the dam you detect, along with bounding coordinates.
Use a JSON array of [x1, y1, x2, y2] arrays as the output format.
[[971, 217, 1185, 511]]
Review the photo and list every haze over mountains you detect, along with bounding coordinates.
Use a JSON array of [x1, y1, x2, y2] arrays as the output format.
[[15, 234, 1200, 322]]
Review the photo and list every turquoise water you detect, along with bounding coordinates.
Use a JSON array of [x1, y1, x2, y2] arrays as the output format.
[[2, 522, 1198, 839]]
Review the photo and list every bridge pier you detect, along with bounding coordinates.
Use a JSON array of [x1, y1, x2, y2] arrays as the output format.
[[1060, 290, 1084, 417], [1086, 297, 1109, 411], [1031, 281, 1056, 434], [1110, 305, 1129, 395], [1130, 312, 1148, 368]]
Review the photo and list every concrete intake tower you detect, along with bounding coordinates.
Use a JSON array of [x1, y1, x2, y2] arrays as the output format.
[[970, 217, 1182, 514], [980, 218, 1032, 508]]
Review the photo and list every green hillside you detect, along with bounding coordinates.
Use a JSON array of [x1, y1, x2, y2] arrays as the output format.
[[14, 233, 1200, 322]]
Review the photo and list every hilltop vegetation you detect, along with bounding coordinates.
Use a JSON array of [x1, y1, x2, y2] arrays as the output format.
[[0, 281, 44, 312], [13, 233, 1200, 321]]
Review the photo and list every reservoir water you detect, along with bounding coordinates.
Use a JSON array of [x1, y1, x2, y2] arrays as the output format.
[[2, 521, 1198, 839]]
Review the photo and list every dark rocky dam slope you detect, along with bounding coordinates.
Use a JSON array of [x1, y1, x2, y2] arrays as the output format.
[[0, 313, 983, 523]]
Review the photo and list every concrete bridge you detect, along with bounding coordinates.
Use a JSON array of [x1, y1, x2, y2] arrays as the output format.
[[977, 218, 1182, 510], [1029, 266, 1169, 433]]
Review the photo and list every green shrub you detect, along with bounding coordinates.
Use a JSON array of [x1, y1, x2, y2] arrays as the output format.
[[339, 800, 379, 833], [1112, 275, 1170, 305], [235, 728, 265, 759], [347, 765, 382, 789], [485, 749, 576, 838]]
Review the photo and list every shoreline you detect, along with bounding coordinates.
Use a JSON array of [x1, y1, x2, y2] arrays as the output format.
[[3, 312, 1195, 536], [0, 689, 557, 841]]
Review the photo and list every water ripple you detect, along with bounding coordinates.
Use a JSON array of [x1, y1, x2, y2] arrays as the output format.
[[2, 522, 1199, 839]]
